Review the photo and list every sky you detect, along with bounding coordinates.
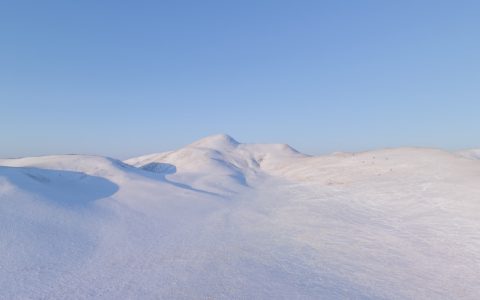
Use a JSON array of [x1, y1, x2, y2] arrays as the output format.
[[1, 0, 479, 159]]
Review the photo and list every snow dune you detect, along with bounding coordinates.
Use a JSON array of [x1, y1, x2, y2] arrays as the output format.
[[1, 135, 480, 299]]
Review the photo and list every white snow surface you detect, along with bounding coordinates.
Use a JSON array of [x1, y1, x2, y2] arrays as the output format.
[[2, 134, 480, 299]]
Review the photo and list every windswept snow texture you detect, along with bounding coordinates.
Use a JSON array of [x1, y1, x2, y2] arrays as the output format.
[[2, 135, 480, 299]]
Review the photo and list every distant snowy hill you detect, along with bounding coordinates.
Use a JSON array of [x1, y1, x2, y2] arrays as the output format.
[[458, 149, 480, 160], [125, 134, 306, 195], [2, 135, 480, 299]]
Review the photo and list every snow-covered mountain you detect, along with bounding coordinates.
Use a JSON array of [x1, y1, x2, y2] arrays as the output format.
[[2, 135, 480, 299], [125, 134, 306, 194]]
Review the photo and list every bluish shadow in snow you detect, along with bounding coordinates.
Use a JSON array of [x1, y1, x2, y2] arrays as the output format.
[[210, 158, 248, 186], [137, 163, 223, 197], [141, 162, 177, 174], [0, 166, 119, 207]]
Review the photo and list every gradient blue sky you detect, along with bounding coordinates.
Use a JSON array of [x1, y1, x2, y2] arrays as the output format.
[[1, 0, 479, 158]]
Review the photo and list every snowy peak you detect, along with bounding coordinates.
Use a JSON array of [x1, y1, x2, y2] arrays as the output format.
[[188, 134, 301, 155], [188, 134, 240, 150]]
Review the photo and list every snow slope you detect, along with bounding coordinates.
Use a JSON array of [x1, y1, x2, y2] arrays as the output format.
[[1, 135, 480, 299]]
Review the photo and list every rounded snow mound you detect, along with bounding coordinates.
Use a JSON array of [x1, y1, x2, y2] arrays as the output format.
[[0, 165, 119, 206], [0, 155, 135, 184]]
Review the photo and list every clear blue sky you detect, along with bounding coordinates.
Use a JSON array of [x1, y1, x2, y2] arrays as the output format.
[[1, 0, 479, 158]]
